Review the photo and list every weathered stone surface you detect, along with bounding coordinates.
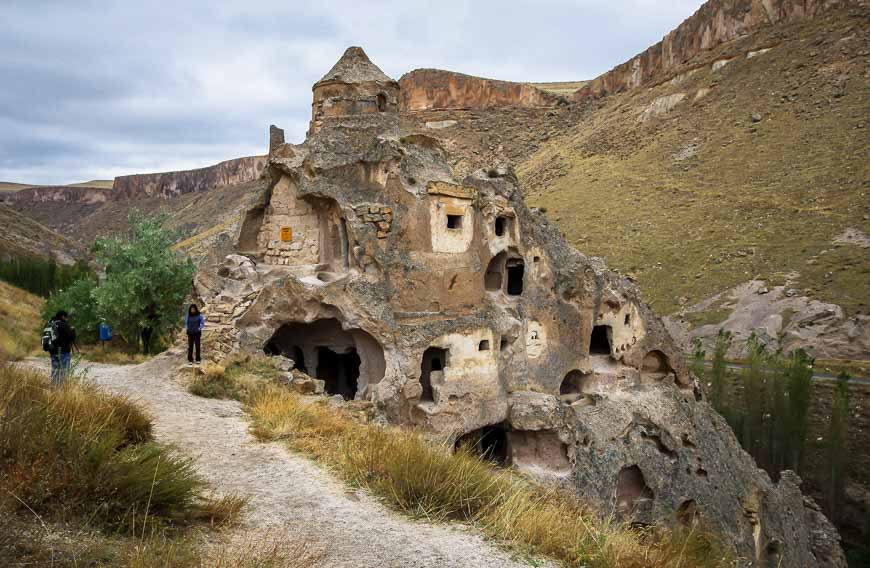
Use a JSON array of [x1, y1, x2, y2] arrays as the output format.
[[400, 69, 564, 111], [193, 47, 844, 566], [10, 185, 111, 204]]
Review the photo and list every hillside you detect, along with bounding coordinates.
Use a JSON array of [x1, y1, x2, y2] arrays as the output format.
[[0, 280, 43, 359], [518, 6, 868, 358], [0, 205, 87, 264]]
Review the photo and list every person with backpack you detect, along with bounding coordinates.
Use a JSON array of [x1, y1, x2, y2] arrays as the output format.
[[184, 304, 205, 364], [43, 310, 77, 386]]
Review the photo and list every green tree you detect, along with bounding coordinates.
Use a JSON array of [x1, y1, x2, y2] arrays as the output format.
[[43, 277, 101, 342], [826, 372, 851, 523], [91, 211, 195, 344], [710, 329, 733, 412], [783, 349, 814, 473], [690, 337, 706, 382]]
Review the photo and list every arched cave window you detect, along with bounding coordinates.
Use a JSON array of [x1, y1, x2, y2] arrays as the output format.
[[420, 347, 448, 403], [506, 259, 525, 296], [478, 340, 490, 351], [560, 370, 590, 396], [616, 465, 654, 513], [376, 93, 387, 112], [642, 350, 673, 374], [589, 325, 612, 355]]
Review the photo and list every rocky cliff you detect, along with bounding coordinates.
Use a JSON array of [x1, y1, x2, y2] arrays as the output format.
[[573, 0, 865, 100], [112, 155, 267, 199], [10, 185, 111, 205], [399, 69, 564, 111]]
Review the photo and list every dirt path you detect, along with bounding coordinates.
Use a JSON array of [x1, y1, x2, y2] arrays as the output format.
[[26, 353, 542, 568]]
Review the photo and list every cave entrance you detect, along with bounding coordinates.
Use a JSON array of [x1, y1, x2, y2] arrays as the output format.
[[263, 318, 385, 400], [316, 346, 360, 400], [560, 370, 592, 396], [420, 347, 448, 403], [455, 424, 509, 466], [590, 325, 612, 355], [484, 252, 505, 291], [616, 465, 654, 513], [484, 250, 525, 297], [506, 259, 525, 296]]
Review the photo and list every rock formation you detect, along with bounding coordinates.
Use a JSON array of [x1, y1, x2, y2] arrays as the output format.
[[572, 0, 865, 100], [9, 185, 111, 204], [399, 69, 564, 111], [192, 46, 845, 566], [112, 155, 267, 199]]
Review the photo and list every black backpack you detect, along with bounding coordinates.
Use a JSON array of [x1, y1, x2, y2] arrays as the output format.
[[41, 320, 59, 352]]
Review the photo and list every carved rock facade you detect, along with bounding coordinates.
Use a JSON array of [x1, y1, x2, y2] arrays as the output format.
[[195, 47, 845, 567]]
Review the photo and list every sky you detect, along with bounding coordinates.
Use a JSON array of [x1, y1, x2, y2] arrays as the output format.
[[0, 0, 702, 185]]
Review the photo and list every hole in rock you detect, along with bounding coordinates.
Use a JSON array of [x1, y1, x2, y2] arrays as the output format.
[[506, 259, 525, 296], [446, 214, 463, 230], [642, 350, 673, 374], [376, 93, 387, 112], [589, 325, 612, 355], [455, 424, 509, 465], [616, 465, 654, 512], [494, 216, 508, 237], [478, 340, 490, 351], [420, 347, 448, 403], [624, 313, 631, 326], [500, 338, 509, 351], [560, 370, 591, 396], [485, 253, 505, 291], [765, 540, 783, 568], [264, 318, 384, 400]]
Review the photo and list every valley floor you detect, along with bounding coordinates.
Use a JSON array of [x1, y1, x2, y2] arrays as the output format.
[[23, 353, 544, 568]]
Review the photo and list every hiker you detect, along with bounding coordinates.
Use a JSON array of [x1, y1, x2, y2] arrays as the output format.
[[43, 310, 77, 386], [184, 304, 205, 363]]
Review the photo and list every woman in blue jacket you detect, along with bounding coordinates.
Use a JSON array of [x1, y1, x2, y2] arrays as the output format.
[[184, 304, 205, 363]]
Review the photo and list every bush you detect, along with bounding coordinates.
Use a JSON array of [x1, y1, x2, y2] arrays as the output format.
[[0, 257, 93, 297], [0, 364, 232, 530]]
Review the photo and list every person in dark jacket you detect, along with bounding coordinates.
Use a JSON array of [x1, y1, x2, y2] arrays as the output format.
[[49, 310, 76, 386], [184, 304, 205, 363]]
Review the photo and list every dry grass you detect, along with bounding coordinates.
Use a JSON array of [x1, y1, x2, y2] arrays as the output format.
[[68, 179, 115, 188], [529, 81, 589, 95], [79, 344, 151, 365], [521, 11, 869, 319], [234, 372, 732, 567], [0, 279, 44, 360]]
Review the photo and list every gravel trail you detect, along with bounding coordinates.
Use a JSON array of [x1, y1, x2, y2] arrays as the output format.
[[26, 354, 540, 568]]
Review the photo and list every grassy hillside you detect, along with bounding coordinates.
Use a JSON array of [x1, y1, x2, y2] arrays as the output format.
[[0, 280, 43, 360], [0, 182, 32, 193], [68, 179, 114, 188], [521, 8, 869, 318], [0, 205, 87, 263], [529, 81, 588, 96]]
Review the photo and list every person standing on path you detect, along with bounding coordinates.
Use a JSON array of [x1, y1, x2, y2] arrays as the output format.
[[185, 304, 205, 363], [46, 310, 76, 386]]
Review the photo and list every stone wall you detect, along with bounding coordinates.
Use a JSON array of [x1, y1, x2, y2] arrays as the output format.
[[257, 175, 322, 266], [572, 0, 864, 100], [399, 69, 564, 111]]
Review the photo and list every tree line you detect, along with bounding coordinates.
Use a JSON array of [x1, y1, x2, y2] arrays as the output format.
[[692, 330, 853, 525], [0, 256, 93, 297]]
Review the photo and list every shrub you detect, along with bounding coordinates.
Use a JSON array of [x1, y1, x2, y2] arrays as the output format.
[[0, 364, 234, 531]]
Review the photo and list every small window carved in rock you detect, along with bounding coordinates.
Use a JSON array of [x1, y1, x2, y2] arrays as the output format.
[[624, 313, 631, 326], [479, 340, 490, 351], [495, 216, 507, 237], [446, 214, 463, 230], [376, 93, 387, 112], [500, 338, 508, 350]]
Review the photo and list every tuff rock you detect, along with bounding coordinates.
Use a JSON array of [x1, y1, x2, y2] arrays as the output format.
[[193, 46, 845, 566]]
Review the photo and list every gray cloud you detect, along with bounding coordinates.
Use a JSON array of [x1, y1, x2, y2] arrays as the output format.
[[0, 0, 702, 185]]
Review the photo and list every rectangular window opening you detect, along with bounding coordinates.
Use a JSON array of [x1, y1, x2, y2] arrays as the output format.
[[446, 214, 463, 230]]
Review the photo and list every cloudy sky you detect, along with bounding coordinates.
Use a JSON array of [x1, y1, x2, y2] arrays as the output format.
[[1, 0, 702, 185]]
